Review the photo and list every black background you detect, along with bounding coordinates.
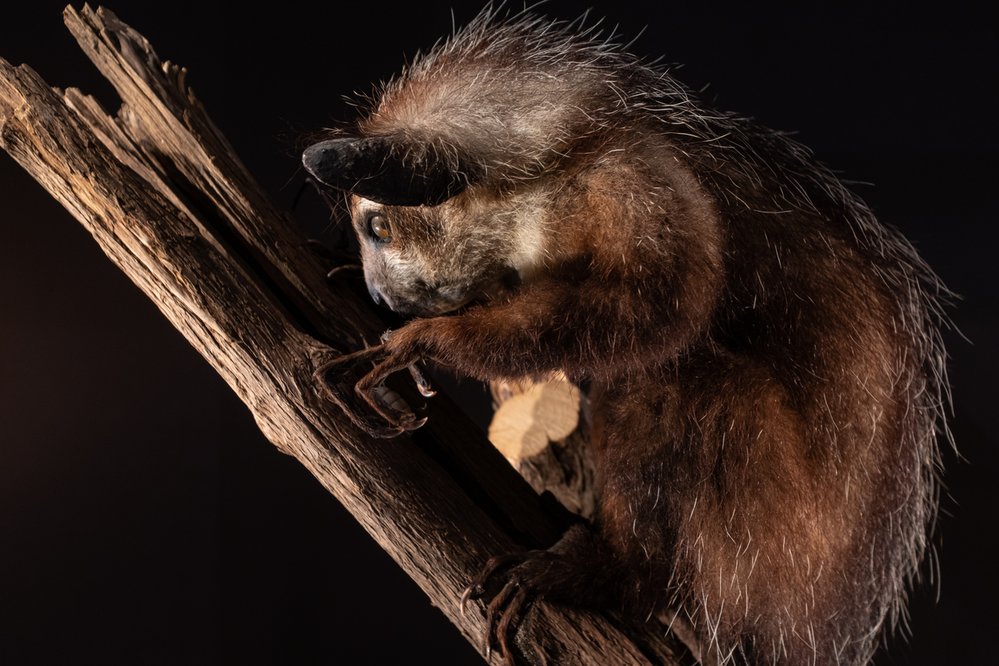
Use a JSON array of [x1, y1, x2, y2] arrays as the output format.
[[1, 2, 995, 664]]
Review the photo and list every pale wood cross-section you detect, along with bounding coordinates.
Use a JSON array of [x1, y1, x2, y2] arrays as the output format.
[[489, 375, 596, 521], [0, 6, 691, 664]]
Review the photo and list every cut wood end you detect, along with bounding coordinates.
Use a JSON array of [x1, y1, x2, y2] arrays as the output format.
[[487, 376, 580, 463]]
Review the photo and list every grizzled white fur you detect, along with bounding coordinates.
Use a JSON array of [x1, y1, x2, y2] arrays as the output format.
[[352, 184, 551, 316]]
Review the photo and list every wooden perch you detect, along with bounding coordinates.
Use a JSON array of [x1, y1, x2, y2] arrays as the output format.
[[0, 6, 692, 664]]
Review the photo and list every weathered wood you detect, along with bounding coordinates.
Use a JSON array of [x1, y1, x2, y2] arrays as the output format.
[[489, 376, 597, 520], [0, 6, 692, 664]]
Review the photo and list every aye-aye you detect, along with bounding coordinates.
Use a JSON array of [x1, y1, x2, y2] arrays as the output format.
[[302, 9, 951, 665]]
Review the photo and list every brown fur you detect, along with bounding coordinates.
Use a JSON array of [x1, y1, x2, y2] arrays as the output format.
[[308, 8, 952, 664]]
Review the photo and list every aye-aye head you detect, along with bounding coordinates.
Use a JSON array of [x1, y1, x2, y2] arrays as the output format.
[[302, 136, 553, 318]]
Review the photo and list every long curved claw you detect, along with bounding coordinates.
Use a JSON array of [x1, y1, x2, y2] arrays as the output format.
[[463, 525, 603, 664], [461, 552, 526, 615], [497, 587, 530, 665], [408, 363, 436, 397], [462, 551, 542, 665], [484, 580, 519, 660], [375, 332, 436, 398]]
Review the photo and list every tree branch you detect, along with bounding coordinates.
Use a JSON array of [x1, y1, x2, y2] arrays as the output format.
[[0, 6, 691, 664]]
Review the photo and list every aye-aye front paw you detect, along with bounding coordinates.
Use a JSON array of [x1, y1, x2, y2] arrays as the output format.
[[460, 523, 612, 665], [314, 341, 433, 437], [461, 548, 584, 665]]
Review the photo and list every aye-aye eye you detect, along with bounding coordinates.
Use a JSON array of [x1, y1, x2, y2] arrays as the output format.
[[367, 213, 392, 243]]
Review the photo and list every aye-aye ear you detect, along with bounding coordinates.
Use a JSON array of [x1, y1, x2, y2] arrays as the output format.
[[302, 136, 477, 206]]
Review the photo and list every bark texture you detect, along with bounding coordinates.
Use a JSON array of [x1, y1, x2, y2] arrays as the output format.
[[0, 6, 693, 665]]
